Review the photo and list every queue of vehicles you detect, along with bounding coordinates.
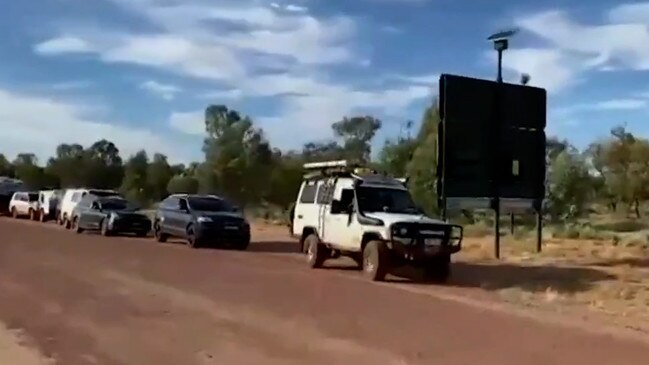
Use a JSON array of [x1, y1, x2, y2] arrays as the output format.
[[0, 159, 465, 282], [0, 180, 252, 250]]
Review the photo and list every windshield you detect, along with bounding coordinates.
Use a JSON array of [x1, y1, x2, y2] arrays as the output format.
[[100, 199, 134, 211], [187, 197, 234, 212], [28, 193, 39, 202], [356, 187, 419, 214]]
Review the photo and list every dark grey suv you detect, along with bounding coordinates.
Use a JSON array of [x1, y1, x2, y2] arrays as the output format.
[[152, 194, 250, 249]]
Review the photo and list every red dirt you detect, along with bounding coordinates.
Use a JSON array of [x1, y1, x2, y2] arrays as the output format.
[[0, 218, 648, 365]]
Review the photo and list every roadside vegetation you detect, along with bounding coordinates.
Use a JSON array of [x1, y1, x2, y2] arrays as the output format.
[[2, 99, 649, 332]]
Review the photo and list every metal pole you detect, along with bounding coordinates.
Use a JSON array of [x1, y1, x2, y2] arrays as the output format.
[[536, 205, 543, 253], [494, 48, 503, 259]]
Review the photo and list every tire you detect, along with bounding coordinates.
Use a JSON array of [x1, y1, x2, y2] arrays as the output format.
[[135, 230, 148, 238], [153, 222, 168, 243], [29, 209, 36, 221], [100, 219, 112, 236], [64, 215, 71, 229], [11, 207, 18, 219], [73, 217, 84, 234], [305, 234, 328, 269], [362, 240, 391, 281], [186, 225, 199, 248], [423, 254, 451, 283], [39, 210, 46, 223]]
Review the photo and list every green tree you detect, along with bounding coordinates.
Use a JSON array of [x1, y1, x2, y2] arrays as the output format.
[[267, 154, 304, 210], [167, 175, 199, 194], [12, 154, 56, 190], [120, 150, 150, 205], [84, 139, 124, 189], [331, 116, 382, 162], [546, 148, 592, 220], [301, 141, 344, 162], [203, 105, 273, 207], [46, 143, 87, 187], [378, 137, 417, 177], [147, 153, 173, 201], [0, 154, 15, 177], [406, 103, 440, 215]]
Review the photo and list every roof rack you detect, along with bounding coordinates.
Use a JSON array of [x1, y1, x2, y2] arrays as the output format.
[[302, 160, 408, 187]]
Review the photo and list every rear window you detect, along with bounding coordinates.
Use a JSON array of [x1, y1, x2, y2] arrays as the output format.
[[299, 183, 317, 204]]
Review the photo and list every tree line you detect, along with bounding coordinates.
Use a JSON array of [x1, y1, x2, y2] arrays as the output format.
[[0, 101, 646, 221]]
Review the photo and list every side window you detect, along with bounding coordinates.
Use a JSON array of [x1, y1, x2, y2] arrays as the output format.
[[161, 197, 179, 209], [178, 199, 189, 211], [20, 194, 28, 202], [316, 182, 334, 205], [299, 182, 317, 204], [339, 189, 355, 209]]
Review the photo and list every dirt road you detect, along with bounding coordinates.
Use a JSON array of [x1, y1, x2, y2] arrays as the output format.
[[1, 219, 648, 365]]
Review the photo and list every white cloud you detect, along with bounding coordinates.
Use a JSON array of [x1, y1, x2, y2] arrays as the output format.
[[169, 110, 204, 135], [499, 48, 583, 93], [285, 4, 308, 13], [139, 80, 182, 100], [557, 99, 648, 116], [516, 10, 649, 71], [33, 0, 434, 149], [34, 36, 92, 55], [0, 88, 193, 163], [608, 3, 649, 23]]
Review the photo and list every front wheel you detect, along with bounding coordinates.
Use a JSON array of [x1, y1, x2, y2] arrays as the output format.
[[39, 210, 46, 223], [73, 217, 84, 234], [153, 222, 168, 242], [186, 225, 199, 248], [363, 240, 391, 281], [11, 207, 18, 219], [100, 219, 112, 236]]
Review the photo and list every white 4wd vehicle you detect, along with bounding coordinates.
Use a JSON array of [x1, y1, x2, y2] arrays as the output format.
[[8, 191, 40, 220], [291, 160, 463, 282]]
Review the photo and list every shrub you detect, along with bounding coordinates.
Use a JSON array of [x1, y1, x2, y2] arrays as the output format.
[[594, 220, 648, 233]]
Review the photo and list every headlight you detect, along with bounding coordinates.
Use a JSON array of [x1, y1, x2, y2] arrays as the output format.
[[197, 216, 212, 223]]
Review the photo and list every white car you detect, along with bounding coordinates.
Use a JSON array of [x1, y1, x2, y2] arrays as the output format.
[[37, 190, 62, 222], [8, 191, 41, 220], [59, 188, 120, 229], [291, 160, 463, 282]]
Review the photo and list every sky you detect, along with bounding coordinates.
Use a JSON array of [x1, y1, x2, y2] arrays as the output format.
[[2, 0, 649, 164]]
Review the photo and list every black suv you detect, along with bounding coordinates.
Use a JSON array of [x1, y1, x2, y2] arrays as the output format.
[[71, 194, 151, 237], [152, 194, 250, 249]]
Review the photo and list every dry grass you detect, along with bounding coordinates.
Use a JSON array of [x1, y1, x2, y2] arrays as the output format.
[[458, 234, 649, 333]]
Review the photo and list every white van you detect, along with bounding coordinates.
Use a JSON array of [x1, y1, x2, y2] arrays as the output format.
[[38, 190, 62, 222], [59, 188, 120, 228]]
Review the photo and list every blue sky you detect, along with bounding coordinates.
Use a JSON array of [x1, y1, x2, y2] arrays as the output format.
[[2, 0, 649, 163]]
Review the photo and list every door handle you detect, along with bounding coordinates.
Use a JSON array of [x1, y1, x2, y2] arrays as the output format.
[[297, 215, 303, 219]]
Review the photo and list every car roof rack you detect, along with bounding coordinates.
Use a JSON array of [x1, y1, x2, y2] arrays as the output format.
[[302, 160, 409, 187]]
